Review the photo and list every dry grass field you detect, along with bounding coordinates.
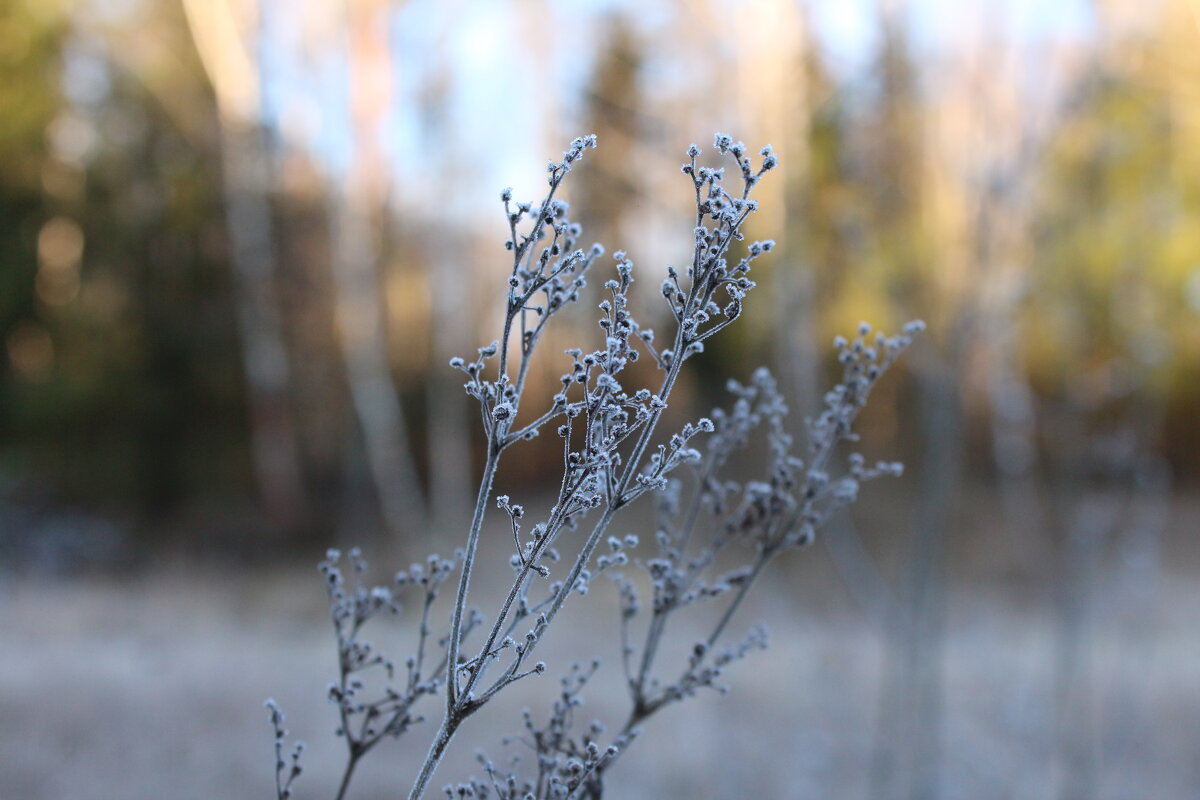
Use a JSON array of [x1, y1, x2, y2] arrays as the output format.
[[3, 498, 1198, 800]]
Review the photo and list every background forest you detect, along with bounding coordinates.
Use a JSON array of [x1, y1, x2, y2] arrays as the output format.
[[1, 1, 1198, 799]]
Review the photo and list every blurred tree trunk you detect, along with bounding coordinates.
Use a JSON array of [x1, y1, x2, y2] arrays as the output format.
[[870, 344, 962, 800], [422, 220, 474, 534], [867, 9, 955, 800], [414, 19, 472, 533], [329, 185, 426, 538], [575, 15, 644, 258], [182, 0, 307, 532], [735, 0, 820, 421], [335, 0, 427, 538], [274, 171, 348, 537]]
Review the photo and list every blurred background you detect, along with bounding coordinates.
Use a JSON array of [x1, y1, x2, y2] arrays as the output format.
[[1, 0, 1198, 798]]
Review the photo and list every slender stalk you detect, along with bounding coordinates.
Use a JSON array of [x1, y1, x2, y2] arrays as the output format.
[[408, 716, 459, 800], [445, 445, 502, 711], [460, 456, 600, 700], [411, 587, 435, 695], [334, 754, 360, 800], [633, 454, 723, 698], [527, 503, 620, 653], [705, 553, 769, 649]]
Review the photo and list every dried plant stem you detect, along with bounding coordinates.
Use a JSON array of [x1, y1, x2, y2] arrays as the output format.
[[703, 554, 768, 650], [445, 444, 502, 712], [409, 715, 459, 800], [267, 134, 920, 800], [334, 757, 359, 800]]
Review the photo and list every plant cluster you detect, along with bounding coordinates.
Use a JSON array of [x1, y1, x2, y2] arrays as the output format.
[[266, 134, 921, 800]]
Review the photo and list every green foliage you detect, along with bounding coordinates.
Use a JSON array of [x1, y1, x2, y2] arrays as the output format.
[[0, 2, 249, 524]]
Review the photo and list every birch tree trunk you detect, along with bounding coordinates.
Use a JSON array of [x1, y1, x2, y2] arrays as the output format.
[[413, 18, 472, 532], [182, 0, 307, 531], [333, 0, 428, 537], [329, 182, 427, 537]]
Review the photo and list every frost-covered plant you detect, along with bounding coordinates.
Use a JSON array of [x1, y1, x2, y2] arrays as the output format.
[[265, 134, 921, 800]]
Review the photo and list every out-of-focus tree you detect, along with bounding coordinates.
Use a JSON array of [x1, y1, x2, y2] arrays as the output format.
[[1032, 0, 1200, 476], [409, 1, 474, 532], [1, 0, 67, 421], [182, 0, 309, 533], [573, 14, 644, 257], [330, 0, 428, 538], [1, 0, 264, 545], [1027, 10, 1195, 794], [859, 10, 956, 800]]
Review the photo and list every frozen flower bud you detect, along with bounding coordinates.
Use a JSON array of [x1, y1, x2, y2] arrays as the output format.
[[492, 402, 514, 422], [687, 143, 701, 158], [501, 187, 513, 202], [832, 477, 859, 503]]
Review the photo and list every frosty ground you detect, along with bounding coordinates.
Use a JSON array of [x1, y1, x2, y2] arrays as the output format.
[[2, 513, 1198, 800]]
